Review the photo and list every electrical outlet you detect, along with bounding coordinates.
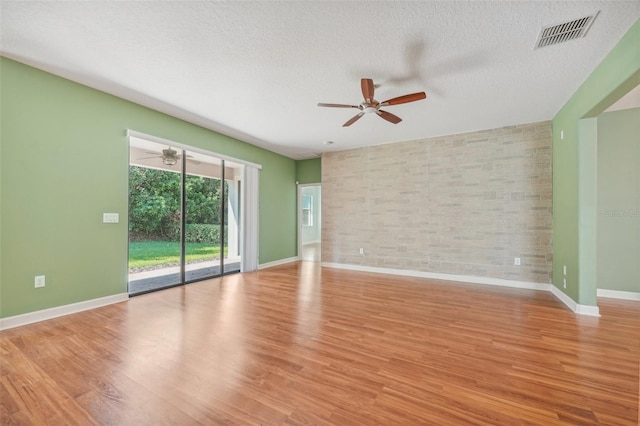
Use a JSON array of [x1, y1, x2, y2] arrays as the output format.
[[563, 265, 567, 275], [514, 257, 521, 266], [35, 275, 45, 288], [563, 278, 567, 289], [359, 247, 364, 255]]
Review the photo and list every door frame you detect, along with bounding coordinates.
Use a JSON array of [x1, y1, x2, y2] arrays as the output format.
[[297, 183, 322, 262]]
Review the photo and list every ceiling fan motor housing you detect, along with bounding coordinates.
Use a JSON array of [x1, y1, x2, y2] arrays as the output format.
[[362, 101, 380, 114]]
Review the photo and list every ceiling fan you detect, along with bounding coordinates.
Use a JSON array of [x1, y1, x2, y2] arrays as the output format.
[[137, 147, 199, 166], [318, 78, 426, 127]]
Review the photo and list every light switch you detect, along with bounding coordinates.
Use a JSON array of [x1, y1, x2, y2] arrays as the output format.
[[35, 275, 45, 288], [103, 213, 119, 223]]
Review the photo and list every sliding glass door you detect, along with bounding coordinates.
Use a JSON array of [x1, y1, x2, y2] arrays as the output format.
[[184, 154, 223, 281], [128, 138, 242, 295], [128, 140, 184, 294], [183, 154, 243, 280]]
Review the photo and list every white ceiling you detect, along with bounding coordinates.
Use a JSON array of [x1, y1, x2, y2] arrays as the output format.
[[1, 1, 638, 159]]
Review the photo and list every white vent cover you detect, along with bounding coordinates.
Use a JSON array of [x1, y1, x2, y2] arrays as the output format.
[[535, 12, 599, 49]]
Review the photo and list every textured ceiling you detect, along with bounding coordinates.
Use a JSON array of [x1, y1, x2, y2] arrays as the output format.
[[1, 1, 639, 159]]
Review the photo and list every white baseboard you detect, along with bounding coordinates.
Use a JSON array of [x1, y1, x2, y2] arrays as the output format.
[[597, 288, 640, 301], [321, 262, 551, 291], [549, 285, 600, 316], [322, 262, 601, 317], [0, 293, 129, 331], [258, 256, 300, 270]]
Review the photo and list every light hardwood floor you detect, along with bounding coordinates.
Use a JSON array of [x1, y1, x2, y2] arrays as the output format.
[[1, 262, 638, 425]]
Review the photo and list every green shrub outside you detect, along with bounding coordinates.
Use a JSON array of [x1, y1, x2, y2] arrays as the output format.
[[129, 165, 224, 239], [183, 224, 228, 244]]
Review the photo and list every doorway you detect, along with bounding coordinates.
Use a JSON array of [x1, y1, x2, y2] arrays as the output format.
[[127, 136, 242, 295], [298, 184, 321, 261]]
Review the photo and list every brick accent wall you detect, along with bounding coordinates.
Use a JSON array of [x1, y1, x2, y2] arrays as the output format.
[[322, 121, 552, 284]]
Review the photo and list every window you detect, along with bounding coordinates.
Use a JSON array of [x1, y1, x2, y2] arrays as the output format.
[[302, 195, 313, 227]]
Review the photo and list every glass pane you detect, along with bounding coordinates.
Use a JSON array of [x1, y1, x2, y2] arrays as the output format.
[[303, 209, 312, 226], [224, 161, 243, 274], [185, 153, 224, 282], [302, 194, 312, 210], [128, 138, 183, 295]]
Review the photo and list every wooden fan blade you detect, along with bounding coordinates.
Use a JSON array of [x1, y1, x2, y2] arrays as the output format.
[[377, 110, 402, 124], [343, 112, 365, 127], [361, 78, 375, 102], [317, 103, 360, 109], [381, 92, 426, 106]]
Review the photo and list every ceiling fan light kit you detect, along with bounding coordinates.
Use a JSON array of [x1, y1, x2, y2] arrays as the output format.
[[161, 148, 179, 166], [162, 156, 178, 166], [318, 78, 426, 127]]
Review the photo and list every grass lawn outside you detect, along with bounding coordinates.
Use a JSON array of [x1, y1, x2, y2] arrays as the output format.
[[129, 240, 226, 269]]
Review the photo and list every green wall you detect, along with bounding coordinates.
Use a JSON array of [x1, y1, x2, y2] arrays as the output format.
[[296, 158, 321, 184], [0, 57, 297, 318], [597, 108, 640, 293], [552, 18, 640, 305]]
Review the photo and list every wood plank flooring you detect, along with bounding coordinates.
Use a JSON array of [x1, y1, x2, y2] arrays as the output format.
[[1, 262, 639, 425]]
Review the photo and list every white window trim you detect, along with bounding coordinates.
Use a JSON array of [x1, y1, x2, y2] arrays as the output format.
[[126, 129, 262, 170]]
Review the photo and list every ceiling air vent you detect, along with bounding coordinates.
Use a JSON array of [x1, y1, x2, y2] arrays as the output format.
[[535, 12, 599, 49]]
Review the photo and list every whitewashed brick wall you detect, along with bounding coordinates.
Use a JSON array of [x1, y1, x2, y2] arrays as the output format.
[[322, 121, 552, 283]]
